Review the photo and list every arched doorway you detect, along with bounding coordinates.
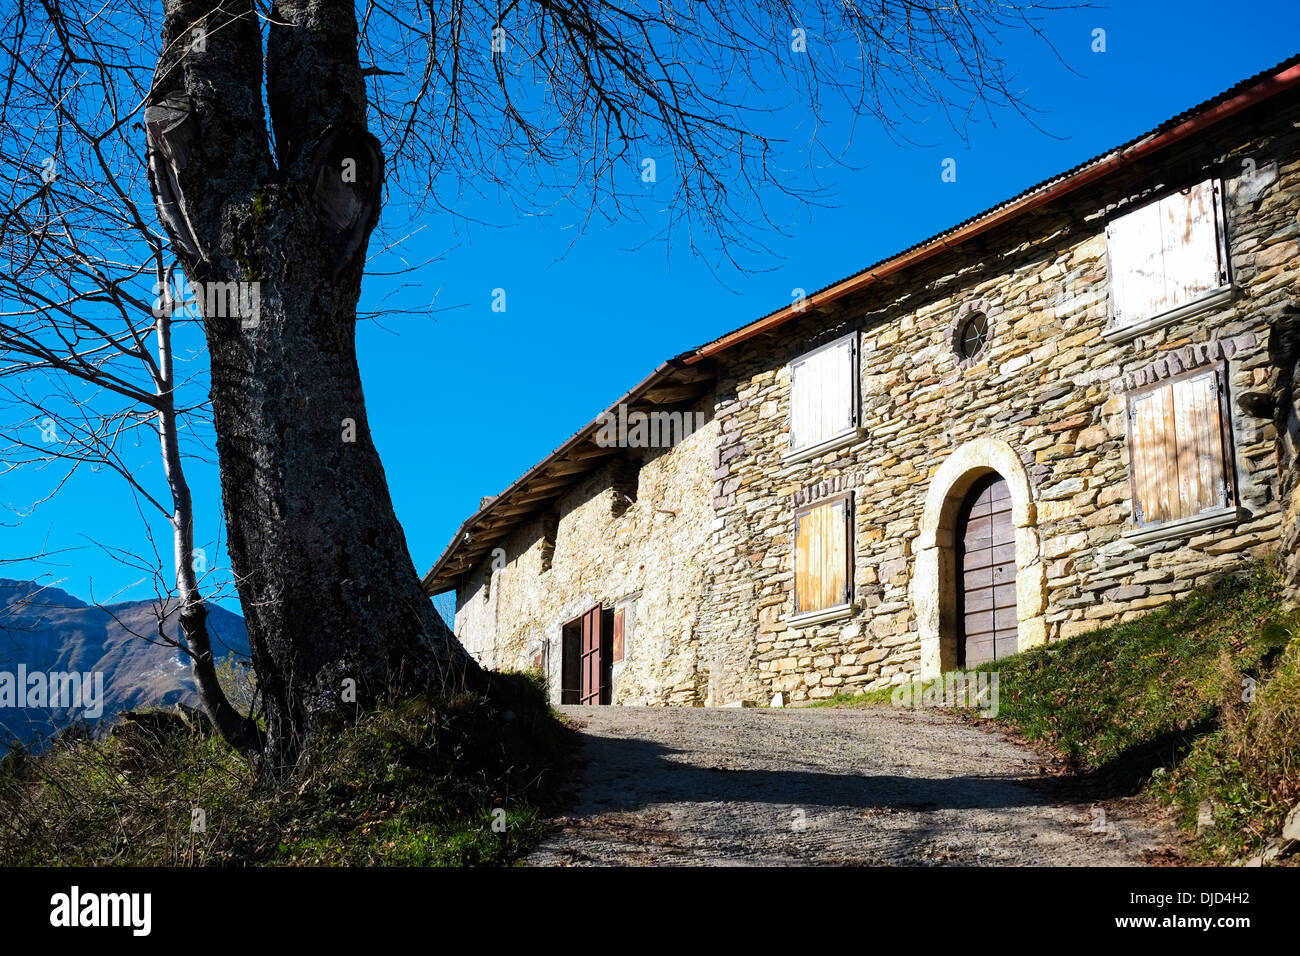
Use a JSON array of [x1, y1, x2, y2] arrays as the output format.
[[956, 473, 1017, 666], [913, 438, 1046, 678]]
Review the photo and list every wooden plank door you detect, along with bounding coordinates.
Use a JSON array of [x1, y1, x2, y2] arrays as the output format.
[[959, 474, 1017, 667], [579, 605, 603, 705], [560, 620, 581, 705]]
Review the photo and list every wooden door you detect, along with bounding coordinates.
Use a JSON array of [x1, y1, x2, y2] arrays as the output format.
[[959, 474, 1017, 667], [579, 605, 604, 705], [560, 619, 581, 705]]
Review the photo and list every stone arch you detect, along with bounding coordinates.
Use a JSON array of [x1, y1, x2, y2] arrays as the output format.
[[911, 437, 1046, 678]]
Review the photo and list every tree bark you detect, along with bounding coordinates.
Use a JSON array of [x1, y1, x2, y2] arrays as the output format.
[[1270, 311, 1300, 604], [155, 285, 264, 755], [147, 0, 479, 771]]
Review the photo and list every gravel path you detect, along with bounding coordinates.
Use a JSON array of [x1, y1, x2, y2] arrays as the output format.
[[528, 705, 1177, 866]]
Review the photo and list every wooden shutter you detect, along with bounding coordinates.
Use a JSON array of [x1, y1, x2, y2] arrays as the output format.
[[1161, 181, 1222, 308], [1129, 368, 1229, 526], [790, 335, 856, 451], [1108, 180, 1224, 326], [1108, 199, 1166, 325], [1173, 370, 1228, 516], [579, 605, 603, 705], [794, 497, 851, 614], [612, 608, 625, 663], [1130, 384, 1178, 524]]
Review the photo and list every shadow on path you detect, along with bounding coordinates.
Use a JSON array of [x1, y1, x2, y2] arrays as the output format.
[[573, 731, 1058, 814]]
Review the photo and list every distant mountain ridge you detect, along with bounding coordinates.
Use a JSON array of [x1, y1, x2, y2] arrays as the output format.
[[0, 579, 249, 750]]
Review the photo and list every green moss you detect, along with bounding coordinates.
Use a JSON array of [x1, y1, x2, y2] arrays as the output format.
[[809, 685, 896, 708], [248, 188, 272, 229], [231, 187, 274, 282]]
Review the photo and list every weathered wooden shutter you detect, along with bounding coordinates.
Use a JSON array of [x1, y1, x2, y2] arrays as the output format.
[[1172, 370, 1228, 516], [794, 498, 851, 614], [1130, 384, 1177, 525], [1108, 199, 1166, 325], [612, 607, 625, 663], [790, 336, 856, 451], [1108, 179, 1224, 326], [579, 605, 603, 705], [1129, 369, 1228, 525], [1161, 181, 1222, 307]]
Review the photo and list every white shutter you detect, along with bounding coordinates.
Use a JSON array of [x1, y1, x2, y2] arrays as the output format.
[[1160, 181, 1222, 308], [790, 335, 856, 451], [1108, 179, 1225, 327], [1108, 198, 1166, 324]]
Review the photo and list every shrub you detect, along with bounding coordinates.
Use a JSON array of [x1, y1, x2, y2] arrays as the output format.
[[0, 670, 571, 866]]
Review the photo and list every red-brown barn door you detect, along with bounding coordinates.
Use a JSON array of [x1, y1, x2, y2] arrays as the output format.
[[579, 605, 604, 705], [959, 474, 1017, 667]]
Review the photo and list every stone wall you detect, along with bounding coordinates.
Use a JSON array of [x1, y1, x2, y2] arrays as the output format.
[[454, 394, 719, 705], [696, 94, 1299, 703], [1272, 273, 1300, 604], [454, 92, 1300, 707]]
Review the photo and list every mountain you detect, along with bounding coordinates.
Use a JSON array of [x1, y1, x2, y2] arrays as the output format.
[[0, 579, 249, 751]]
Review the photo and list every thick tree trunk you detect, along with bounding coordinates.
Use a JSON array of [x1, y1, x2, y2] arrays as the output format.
[[205, 275, 476, 769], [146, 0, 479, 771]]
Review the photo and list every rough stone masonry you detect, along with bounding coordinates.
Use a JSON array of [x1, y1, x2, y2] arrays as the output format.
[[436, 63, 1300, 708]]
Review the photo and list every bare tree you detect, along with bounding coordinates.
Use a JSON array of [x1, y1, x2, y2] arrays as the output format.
[[2, 0, 1071, 769], [0, 23, 261, 749], [0, 256, 263, 751]]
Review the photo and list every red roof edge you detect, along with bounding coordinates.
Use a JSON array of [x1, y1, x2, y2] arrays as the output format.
[[423, 54, 1300, 596], [682, 57, 1300, 363]]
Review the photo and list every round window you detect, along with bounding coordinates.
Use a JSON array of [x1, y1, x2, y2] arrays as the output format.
[[956, 311, 989, 361]]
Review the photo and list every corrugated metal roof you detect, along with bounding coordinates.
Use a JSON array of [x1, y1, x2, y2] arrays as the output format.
[[691, 52, 1300, 354], [424, 52, 1300, 595]]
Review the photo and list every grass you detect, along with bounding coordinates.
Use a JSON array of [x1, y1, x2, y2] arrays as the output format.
[[1155, 622, 1300, 861], [823, 562, 1300, 861], [0, 671, 572, 866]]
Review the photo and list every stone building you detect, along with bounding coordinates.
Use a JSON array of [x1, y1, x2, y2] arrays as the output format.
[[424, 56, 1300, 707]]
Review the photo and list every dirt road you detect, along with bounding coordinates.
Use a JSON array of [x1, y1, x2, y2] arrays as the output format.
[[528, 704, 1177, 866]]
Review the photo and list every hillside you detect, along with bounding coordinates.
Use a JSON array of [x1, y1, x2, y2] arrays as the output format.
[[0, 579, 249, 750], [824, 563, 1300, 862]]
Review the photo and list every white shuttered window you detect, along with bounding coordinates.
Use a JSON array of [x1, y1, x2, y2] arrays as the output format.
[[1106, 180, 1228, 329], [790, 334, 857, 453]]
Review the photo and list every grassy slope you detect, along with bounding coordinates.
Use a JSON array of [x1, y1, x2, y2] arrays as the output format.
[[0, 672, 571, 866], [822, 563, 1300, 861]]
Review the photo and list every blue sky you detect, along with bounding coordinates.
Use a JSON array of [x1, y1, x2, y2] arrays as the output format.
[[3, 2, 1299, 611]]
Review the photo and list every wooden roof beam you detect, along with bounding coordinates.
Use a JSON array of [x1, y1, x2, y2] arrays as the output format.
[[641, 384, 707, 404]]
